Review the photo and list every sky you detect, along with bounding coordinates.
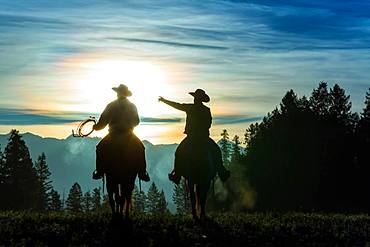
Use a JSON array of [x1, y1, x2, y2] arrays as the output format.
[[0, 0, 369, 144]]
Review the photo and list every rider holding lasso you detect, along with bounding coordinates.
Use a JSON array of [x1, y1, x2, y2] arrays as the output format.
[[159, 89, 230, 184], [93, 84, 150, 182]]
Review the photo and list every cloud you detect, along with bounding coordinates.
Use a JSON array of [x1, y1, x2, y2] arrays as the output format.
[[0, 108, 87, 125], [0, 0, 369, 119], [140, 117, 182, 123], [109, 37, 228, 50], [0, 108, 185, 125], [213, 115, 262, 125]]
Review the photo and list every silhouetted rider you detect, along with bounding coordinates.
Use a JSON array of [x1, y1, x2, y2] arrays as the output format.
[[93, 84, 150, 182], [159, 89, 230, 184]]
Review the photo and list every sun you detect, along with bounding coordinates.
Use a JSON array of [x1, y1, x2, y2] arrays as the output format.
[[76, 60, 173, 117]]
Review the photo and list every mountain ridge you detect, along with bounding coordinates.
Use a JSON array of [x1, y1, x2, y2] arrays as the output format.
[[0, 132, 178, 211]]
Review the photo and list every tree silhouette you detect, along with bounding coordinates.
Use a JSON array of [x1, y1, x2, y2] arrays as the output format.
[[309, 81, 330, 116], [66, 182, 83, 213], [157, 190, 168, 213], [92, 188, 101, 211], [0, 130, 41, 210], [34, 153, 52, 211], [0, 146, 5, 209], [246, 89, 321, 210], [49, 189, 62, 211], [146, 182, 160, 213], [82, 191, 93, 212], [356, 88, 370, 211], [173, 178, 191, 214], [133, 185, 146, 212], [219, 129, 231, 166], [231, 135, 242, 165], [242, 83, 369, 211]]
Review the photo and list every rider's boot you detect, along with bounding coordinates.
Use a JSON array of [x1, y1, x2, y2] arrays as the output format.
[[168, 170, 181, 185]]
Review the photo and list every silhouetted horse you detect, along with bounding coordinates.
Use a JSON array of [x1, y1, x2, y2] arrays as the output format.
[[106, 176, 135, 220], [97, 133, 147, 220], [176, 138, 218, 220]]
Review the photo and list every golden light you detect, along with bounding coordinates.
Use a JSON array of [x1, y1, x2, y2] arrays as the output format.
[[76, 60, 173, 117]]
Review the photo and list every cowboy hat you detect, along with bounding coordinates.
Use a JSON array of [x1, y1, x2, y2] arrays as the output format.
[[189, 89, 210, 102], [112, 84, 132, 97]]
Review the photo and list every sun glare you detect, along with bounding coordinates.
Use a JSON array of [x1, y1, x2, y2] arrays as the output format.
[[76, 60, 173, 117]]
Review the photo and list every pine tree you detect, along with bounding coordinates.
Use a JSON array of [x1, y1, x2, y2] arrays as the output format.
[[133, 185, 146, 212], [173, 178, 191, 214], [66, 182, 83, 213], [146, 182, 160, 213], [101, 194, 110, 211], [92, 187, 101, 211], [82, 191, 93, 212], [34, 153, 52, 211], [49, 189, 62, 211], [157, 190, 168, 213], [309, 81, 330, 116], [231, 135, 242, 164], [219, 129, 231, 166], [1, 130, 40, 210], [361, 88, 370, 122], [0, 146, 5, 209], [357, 88, 370, 210]]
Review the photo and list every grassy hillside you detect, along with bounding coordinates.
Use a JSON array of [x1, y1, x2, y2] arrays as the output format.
[[0, 212, 369, 246]]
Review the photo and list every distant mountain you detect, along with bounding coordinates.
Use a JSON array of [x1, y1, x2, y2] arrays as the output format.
[[0, 132, 178, 212]]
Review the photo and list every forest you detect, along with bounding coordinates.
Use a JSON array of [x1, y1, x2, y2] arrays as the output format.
[[0, 82, 369, 245]]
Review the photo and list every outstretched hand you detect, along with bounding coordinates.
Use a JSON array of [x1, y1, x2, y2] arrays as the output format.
[[158, 96, 165, 102]]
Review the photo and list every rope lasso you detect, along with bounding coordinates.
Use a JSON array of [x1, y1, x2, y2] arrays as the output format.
[[72, 116, 97, 137], [72, 117, 105, 193]]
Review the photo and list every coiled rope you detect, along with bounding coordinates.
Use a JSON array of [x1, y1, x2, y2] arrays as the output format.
[[72, 117, 97, 137]]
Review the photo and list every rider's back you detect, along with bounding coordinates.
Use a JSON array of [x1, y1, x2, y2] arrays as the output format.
[[105, 98, 139, 134], [183, 104, 212, 138]]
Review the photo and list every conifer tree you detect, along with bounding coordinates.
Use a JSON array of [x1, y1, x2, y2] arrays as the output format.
[[66, 182, 83, 213], [92, 187, 101, 211], [219, 129, 231, 166], [157, 190, 168, 213], [82, 191, 93, 212], [146, 182, 160, 213], [35, 153, 52, 211], [133, 185, 146, 212], [231, 135, 242, 164], [173, 178, 191, 214], [49, 189, 62, 211], [0, 147, 5, 209], [101, 194, 110, 211], [1, 130, 40, 210], [309, 81, 330, 116]]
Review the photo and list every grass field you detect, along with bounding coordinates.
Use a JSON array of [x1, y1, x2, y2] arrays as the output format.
[[0, 212, 369, 246]]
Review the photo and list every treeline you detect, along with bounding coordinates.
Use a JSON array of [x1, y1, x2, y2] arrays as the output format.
[[0, 130, 183, 213], [0, 130, 60, 211], [215, 83, 370, 212]]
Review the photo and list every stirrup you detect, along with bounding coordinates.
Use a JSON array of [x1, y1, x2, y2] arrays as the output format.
[[168, 171, 181, 185], [92, 170, 103, 180], [138, 171, 150, 182]]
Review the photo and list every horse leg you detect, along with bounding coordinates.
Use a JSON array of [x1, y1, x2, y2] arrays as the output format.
[[195, 184, 202, 219], [124, 193, 132, 220], [116, 184, 124, 216], [199, 182, 210, 220], [106, 178, 116, 214], [188, 180, 198, 220]]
